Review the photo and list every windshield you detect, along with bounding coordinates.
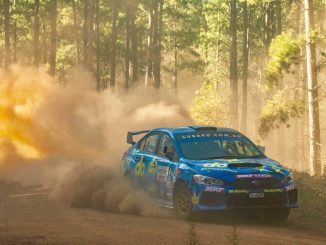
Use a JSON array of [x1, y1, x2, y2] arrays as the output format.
[[177, 133, 263, 160]]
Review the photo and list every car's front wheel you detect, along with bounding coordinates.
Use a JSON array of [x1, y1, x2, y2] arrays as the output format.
[[260, 207, 291, 223], [173, 182, 193, 219]]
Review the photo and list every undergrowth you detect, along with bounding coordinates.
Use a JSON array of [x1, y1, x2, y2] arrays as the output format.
[[289, 172, 326, 230]]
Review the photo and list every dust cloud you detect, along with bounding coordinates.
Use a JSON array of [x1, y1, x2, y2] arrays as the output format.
[[50, 164, 171, 217], [0, 65, 191, 216]]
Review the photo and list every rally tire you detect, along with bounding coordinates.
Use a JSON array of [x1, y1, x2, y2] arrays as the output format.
[[173, 182, 194, 219]]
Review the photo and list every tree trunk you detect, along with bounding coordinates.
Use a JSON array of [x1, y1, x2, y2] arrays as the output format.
[[41, 15, 46, 64], [153, 0, 162, 89], [304, 0, 321, 176], [230, 0, 238, 129], [83, 0, 88, 64], [294, 0, 302, 170], [145, 0, 154, 86], [13, 0, 17, 63], [96, 0, 100, 91], [33, 0, 40, 66], [275, 0, 282, 35], [85, 0, 94, 71], [125, 0, 131, 89], [72, 0, 80, 64], [172, 35, 178, 94], [241, 0, 249, 134], [110, 0, 118, 91], [49, 0, 57, 76], [130, 0, 138, 83], [4, 0, 11, 68], [264, 2, 271, 51]]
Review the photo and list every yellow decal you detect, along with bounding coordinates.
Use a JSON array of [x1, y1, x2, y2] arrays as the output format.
[[264, 188, 283, 193], [135, 156, 145, 177], [229, 189, 249, 193], [148, 158, 157, 175], [148, 184, 156, 192], [268, 165, 286, 174], [192, 194, 199, 205], [227, 159, 239, 162]]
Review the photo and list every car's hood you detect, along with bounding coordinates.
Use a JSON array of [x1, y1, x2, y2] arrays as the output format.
[[180, 157, 290, 182]]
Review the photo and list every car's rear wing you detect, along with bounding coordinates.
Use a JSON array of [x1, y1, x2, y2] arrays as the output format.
[[127, 130, 150, 145]]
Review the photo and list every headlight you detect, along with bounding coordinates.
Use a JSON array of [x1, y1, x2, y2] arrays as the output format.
[[282, 172, 294, 184], [193, 175, 224, 186]]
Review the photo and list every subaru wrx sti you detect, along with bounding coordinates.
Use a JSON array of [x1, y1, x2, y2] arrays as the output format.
[[121, 126, 298, 221]]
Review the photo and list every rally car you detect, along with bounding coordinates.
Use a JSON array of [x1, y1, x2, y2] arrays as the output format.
[[121, 126, 298, 221]]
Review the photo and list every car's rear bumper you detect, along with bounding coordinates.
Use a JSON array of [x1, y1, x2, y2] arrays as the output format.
[[193, 186, 298, 211]]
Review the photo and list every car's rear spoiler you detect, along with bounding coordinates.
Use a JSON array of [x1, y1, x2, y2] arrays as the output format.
[[127, 130, 150, 145]]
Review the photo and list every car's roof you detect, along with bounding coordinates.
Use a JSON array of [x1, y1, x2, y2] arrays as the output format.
[[150, 126, 240, 135]]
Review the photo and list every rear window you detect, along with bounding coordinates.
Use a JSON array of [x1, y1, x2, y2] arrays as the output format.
[[143, 134, 160, 154]]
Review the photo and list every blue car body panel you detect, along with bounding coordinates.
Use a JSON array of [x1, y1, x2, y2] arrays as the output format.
[[121, 126, 298, 211]]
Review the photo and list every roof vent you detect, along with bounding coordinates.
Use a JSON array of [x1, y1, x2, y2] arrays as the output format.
[[188, 126, 217, 132], [228, 163, 262, 168]]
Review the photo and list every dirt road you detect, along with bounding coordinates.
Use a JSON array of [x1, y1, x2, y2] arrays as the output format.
[[0, 186, 325, 245]]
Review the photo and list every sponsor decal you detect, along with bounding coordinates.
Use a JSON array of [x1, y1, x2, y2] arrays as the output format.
[[264, 188, 283, 193], [203, 163, 228, 168], [285, 183, 295, 191], [167, 193, 173, 200], [229, 189, 249, 193], [179, 133, 242, 140], [204, 186, 225, 193], [175, 168, 181, 175], [135, 156, 145, 177], [235, 174, 272, 179], [192, 194, 199, 205], [148, 158, 157, 175], [201, 167, 236, 172], [157, 166, 170, 182]]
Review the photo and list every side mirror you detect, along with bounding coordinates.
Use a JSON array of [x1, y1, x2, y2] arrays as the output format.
[[163, 146, 168, 154], [257, 145, 266, 154], [163, 146, 174, 161]]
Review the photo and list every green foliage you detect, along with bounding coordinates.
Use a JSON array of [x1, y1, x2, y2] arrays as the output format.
[[266, 33, 301, 87], [191, 75, 229, 126], [259, 89, 304, 137], [290, 172, 326, 229]]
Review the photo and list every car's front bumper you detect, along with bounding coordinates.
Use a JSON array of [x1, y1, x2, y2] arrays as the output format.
[[192, 184, 298, 211]]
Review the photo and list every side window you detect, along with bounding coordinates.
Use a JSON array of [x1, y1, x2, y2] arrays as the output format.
[[138, 137, 146, 151], [143, 134, 160, 154], [158, 134, 179, 162]]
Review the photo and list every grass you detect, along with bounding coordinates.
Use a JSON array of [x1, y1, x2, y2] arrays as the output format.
[[288, 172, 326, 231]]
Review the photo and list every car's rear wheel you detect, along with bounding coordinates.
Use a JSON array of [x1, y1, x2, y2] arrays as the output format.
[[260, 207, 291, 223], [173, 182, 193, 219]]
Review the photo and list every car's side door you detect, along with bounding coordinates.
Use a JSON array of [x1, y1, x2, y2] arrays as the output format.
[[132, 133, 160, 190], [155, 134, 179, 201]]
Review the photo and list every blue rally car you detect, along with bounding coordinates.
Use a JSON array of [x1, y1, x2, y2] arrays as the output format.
[[121, 126, 298, 221]]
